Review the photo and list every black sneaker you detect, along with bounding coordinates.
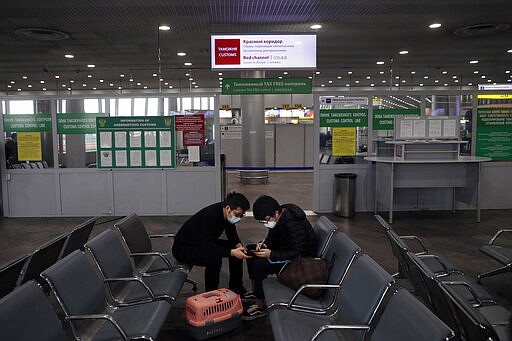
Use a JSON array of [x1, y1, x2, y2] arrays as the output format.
[[240, 290, 257, 301], [242, 304, 266, 320]]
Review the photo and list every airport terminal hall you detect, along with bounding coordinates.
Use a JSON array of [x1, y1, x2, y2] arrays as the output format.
[[2, 1, 512, 340]]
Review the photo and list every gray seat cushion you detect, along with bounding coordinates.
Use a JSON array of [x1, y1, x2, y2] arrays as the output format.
[[480, 245, 512, 265]]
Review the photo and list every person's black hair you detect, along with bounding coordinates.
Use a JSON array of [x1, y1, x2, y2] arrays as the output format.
[[253, 195, 280, 221], [10, 133, 17, 139], [224, 191, 250, 211]]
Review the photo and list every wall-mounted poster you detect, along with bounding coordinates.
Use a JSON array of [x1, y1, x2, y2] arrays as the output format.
[[96, 116, 175, 168]]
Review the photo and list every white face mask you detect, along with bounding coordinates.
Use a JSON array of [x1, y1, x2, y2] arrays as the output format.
[[228, 216, 241, 224], [264, 221, 276, 229]]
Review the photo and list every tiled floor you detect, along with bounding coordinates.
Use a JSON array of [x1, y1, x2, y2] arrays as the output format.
[[1, 170, 511, 340]]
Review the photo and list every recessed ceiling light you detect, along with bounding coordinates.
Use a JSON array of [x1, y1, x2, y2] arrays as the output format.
[[435, 80, 439, 83], [54, 75, 60, 79], [444, 83, 448, 86], [283, 71, 288, 75], [177, 52, 186, 56], [169, 85, 173, 88], [382, 80, 386, 83], [22, 76, 28, 79], [82, 84, 87, 87], [310, 24, 322, 30], [99, 79, 104, 82], [399, 50, 408, 55], [308, 76, 312, 79], [345, 84, 350, 87], [429, 23, 442, 29], [129, 78, 133, 82], [152, 73, 157, 77], [320, 84, 325, 87], [87, 75, 92, 78], [10, 80, 15, 84], [366, 76, 371, 79], [219, 77, 223, 80], [27, 84, 32, 88], [452, 75, 458, 79], [468, 83, 473, 86], [379, 71, 384, 75], [87, 64, 95, 68], [7, 85, 11, 88], [184, 62, 192, 66], [347, 71, 353, 75], [355, 80, 360, 83], [64, 54, 74, 59], [469, 60, 479, 64], [61, 84, 66, 87], [474, 70, 479, 74], [17, 89, 21, 91], [370, 83, 375, 87], [109, 83, 114, 86], [442, 71, 447, 74], [411, 71, 416, 74], [159, 78, 163, 81], [40, 80, 45, 84], [506, 70, 511, 73], [420, 83, 424, 86], [376, 61, 385, 65], [120, 74, 125, 77], [159, 25, 171, 31], [315, 71, 320, 75], [144, 86, 148, 89], [481, 75, 486, 78], [137, 82, 141, 86], [424, 75, 429, 79], [454, 79, 459, 83], [328, 80, 333, 83], [69, 80, 74, 83], [188, 77, 193, 81], [507, 49, 512, 53], [92, 87, 97, 90], [185, 73, 190, 76], [42, 88, 46, 91], [337, 76, 342, 79], [278, 76, 283, 79], [218, 72, 223, 75]]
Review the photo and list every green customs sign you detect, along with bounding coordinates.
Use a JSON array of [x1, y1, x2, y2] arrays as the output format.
[[57, 113, 105, 134], [222, 78, 312, 94], [96, 116, 175, 168], [3, 114, 52, 132], [373, 109, 420, 130], [319, 109, 368, 127], [476, 108, 512, 161]]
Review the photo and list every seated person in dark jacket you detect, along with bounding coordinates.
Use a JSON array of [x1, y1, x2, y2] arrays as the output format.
[[243, 195, 314, 320], [172, 192, 250, 293]]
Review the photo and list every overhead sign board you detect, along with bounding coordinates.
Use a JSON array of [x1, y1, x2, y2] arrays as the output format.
[[222, 78, 312, 94], [211, 34, 316, 69], [478, 84, 512, 90]]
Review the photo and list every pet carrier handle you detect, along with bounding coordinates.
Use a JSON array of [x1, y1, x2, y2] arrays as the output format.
[[203, 293, 220, 298]]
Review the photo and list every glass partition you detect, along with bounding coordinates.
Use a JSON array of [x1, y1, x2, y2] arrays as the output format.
[[318, 95, 368, 164], [3, 99, 54, 169]]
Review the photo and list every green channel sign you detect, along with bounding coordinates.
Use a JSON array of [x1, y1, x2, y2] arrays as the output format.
[[3, 114, 52, 132], [373, 109, 420, 130], [57, 113, 105, 134], [319, 109, 368, 127], [222, 78, 312, 94], [476, 108, 512, 161]]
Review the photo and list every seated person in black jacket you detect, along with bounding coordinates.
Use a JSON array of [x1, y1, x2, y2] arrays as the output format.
[[172, 192, 250, 294], [243, 195, 314, 320]]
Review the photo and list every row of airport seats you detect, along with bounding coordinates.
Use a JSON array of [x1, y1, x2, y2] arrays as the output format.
[[0, 213, 196, 340], [0, 216, 97, 298], [477, 229, 512, 283], [376, 214, 511, 341], [264, 216, 455, 341], [8, 160, 49, 169]]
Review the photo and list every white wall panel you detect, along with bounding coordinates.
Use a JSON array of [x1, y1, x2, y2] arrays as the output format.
[[113, 170, 166, 215], [60, 171, 113, 216], [167, 169, 219, 214], [7, 171, 58, 217]]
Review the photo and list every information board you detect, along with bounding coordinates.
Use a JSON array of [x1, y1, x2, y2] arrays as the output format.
[[211, 34, 316, 69], [319, 109, 368, 128], [373, 109, 420, 130], [332, 128, 356, 156], [222, 78, 312, 94], [57, 113, 105, 134], [96, 116, 175, 168], [17, 132, 42, 161], [3, 114, 52, 132], [394, 116, 459, 140], [476, 108, 512, 161]]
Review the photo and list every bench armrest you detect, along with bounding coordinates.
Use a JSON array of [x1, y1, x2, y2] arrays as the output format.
[[104, 277, 155, 302], [67, 314, 128, 340], [400, 235, 428, 254], [417, 254, 460, 277], [286, 284, 340, 313], [130, 252, 174, 271], [310, 324, 370, 341], [489, 229, 512, 246], [149, 233, 175, 239], [441, 280, 482, 307]]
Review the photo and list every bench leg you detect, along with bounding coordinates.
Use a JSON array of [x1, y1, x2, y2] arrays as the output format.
[[477, 264, 511, 283], [186, 278, 198, 291]]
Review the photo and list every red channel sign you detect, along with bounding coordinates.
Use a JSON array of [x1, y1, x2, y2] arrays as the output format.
[[175, 115, 205, 146], [214, 39, 241, 65]]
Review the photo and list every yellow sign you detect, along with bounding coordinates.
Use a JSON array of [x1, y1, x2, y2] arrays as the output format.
[[17, 132, 42, 161], [294, 104, 303, 109], [332, 127, 356, 156], [220, 104, 231, 110], [477, 94, 512, 99], [282, 104, 290, 109]]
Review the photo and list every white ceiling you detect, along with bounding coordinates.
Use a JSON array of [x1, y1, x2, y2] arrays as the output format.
[[1, 0, 511, 93]]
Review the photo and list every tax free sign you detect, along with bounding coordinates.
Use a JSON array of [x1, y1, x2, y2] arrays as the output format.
[[211, 34, 316, 69]]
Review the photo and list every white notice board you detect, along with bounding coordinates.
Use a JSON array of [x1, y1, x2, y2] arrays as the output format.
[[394, 116, 459, 140]]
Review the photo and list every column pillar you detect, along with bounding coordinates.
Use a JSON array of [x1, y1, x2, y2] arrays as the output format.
[[65, 99, 86, 168], [240, 70, 267, 184]]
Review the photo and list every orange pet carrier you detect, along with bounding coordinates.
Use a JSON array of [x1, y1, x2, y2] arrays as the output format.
[[185, 288, 244, 340]]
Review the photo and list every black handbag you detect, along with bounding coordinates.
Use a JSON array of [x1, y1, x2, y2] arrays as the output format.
[[278, 256, 332, 299]]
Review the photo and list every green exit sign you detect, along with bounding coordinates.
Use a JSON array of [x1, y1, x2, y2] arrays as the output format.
[[222, 78, 312, 94]]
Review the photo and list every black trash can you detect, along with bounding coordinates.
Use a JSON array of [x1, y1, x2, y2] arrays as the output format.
[[335, 173, 357, 217]]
